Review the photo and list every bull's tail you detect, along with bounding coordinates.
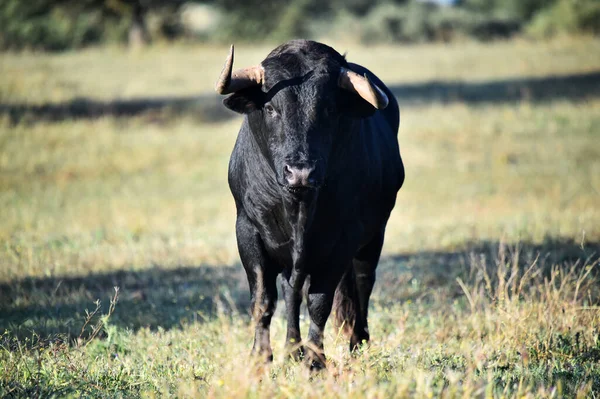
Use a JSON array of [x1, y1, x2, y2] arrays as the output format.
[[332, 268, 357, 337]]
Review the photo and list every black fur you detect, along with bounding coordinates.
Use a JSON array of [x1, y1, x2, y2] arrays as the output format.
[[225, 40, 405, 368]]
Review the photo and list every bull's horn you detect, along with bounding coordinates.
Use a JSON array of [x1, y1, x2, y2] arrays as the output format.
[[215, 45, 264, 94], [338, 67, 389, 110]]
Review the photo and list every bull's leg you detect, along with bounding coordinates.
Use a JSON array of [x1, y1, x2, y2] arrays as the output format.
[[305, 275, 341, 370], [248, 268, 278, 361], [281, 269, 306, 360], [236, 212, 278, 362], [350, 231, 384, 351]]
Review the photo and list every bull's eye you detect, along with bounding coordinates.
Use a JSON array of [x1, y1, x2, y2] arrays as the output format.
[[264, 103, 278, 118]]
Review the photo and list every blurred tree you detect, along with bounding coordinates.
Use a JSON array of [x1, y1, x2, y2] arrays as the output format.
[[0, 0, 185, 50], [459, 0, 500, 13], [211, 0, 283, 40], [0, 0, 597, 50], [498, 0, 557, 21], [211, 0, 327, 41], [461, 0, 558, 20], [270, 0, 312, 41], [333, 0, 382, 16], [527, 0, 600, 37]]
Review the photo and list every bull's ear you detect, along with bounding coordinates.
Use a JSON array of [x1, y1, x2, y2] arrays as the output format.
[[340, 91, 377, 119], [222, 87, 264, 114]]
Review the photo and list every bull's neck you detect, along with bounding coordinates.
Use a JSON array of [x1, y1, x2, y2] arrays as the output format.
[[326, 117, 363, 180], [287, 199, 312, 268], [242, 118, 276, 174]]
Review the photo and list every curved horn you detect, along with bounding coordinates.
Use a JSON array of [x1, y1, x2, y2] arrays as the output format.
[[215, 45, 264, 95], [338, 67, 389, 110]]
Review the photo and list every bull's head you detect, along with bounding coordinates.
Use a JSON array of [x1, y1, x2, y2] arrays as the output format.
[[215, 41, 389, 195]]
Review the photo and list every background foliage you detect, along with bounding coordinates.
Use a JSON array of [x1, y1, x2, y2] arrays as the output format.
[[1, 0, 599, 50]]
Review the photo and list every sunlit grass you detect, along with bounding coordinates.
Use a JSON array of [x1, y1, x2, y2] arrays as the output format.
[[1, 100, 598, 279], [2, 37, 600, 103]]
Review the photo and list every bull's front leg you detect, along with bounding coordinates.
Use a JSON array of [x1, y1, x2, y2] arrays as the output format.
[[236, 212, 278, 362], [281, 268, 306, 361], [305, 272, 342, 370]]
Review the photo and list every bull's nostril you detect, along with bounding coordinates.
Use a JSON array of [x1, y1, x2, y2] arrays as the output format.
[[283, 164, 317, 190], [283, 164, 296, 186]]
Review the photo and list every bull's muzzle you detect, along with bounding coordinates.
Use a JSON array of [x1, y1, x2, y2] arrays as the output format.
[[283, 164, 318, 193]]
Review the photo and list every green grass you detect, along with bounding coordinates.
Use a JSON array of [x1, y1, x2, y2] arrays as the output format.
[[1, 38, 600, 397]]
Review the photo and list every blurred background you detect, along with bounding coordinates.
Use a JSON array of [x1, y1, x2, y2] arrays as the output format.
[[1, 0, 600, 50]]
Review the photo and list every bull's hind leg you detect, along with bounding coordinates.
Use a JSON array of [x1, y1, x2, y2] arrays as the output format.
[[351, 231, 384, 351], [236, 212, 278, 362]]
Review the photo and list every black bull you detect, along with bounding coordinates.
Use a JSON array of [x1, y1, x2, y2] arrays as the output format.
[[216, 40, 405, 369]]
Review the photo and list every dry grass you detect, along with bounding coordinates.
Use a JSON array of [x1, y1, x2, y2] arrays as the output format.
[[1, 37, 600, 397]]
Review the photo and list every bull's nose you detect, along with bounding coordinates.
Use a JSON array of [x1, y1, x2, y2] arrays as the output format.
[[283, 164, 316, 188]]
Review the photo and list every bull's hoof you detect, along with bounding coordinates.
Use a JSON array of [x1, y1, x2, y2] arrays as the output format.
[[309, 358, 326, 371], [285, 344, 304, 362], [305, 350, 326, 371], [250, 348, 273, 363], [350, 333, 370, 354]]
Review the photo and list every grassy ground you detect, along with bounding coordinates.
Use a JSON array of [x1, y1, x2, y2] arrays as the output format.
[[1, 37, 600, 397]]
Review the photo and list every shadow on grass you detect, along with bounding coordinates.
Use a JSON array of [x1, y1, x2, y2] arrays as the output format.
[[374, 237, 600, 307], [0, 94, 234, 125], [1, 71, 599, 125], [0, 238, 598, 342], [0, 264, 249, 341], [388, 71, 600, 106]]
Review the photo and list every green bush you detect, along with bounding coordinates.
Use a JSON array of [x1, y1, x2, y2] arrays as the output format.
[[267, 0, 312, 41], [359, 3, 406, 43], [527, 0, 600, 38], [334, 2, 515, 44], [0, 0, 181, 51], [497, 0, 557, 21], [211, 0, 319, 42], [427, 5, 485, 41], [0, 0, 124, 51], [462, 0, 557, 20], [0, 0, 597, 51]]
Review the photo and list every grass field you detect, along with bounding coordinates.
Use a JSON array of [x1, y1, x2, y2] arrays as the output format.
[[1, 37, 600, 397]]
